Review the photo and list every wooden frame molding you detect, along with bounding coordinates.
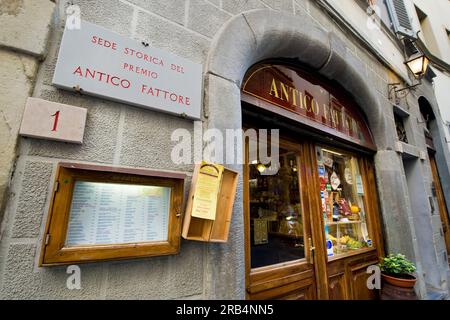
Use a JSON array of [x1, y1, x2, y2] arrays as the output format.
[[39, 163, 185, 266]]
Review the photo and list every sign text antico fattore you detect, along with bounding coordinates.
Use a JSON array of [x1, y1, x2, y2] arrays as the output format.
[[53, 20, 202, 119], [243, 65, 376, 149]]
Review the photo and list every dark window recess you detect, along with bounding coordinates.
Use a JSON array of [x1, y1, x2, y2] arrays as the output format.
[[424, 130, 435, 149], [419, 97, 437, 149], [386, 0, 416, 38], [395, 113, 408, 143], [419, 97, 436, 131]]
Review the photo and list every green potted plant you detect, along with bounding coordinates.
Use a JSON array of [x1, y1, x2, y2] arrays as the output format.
[[379, 254, 417, 300]]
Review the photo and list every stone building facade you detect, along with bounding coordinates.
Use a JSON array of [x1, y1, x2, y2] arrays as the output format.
[[0, 0, 449, 300]]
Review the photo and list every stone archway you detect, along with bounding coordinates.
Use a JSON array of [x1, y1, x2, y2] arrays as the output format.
[[205, 9, 389, 149], [201, 9, 391, 299]]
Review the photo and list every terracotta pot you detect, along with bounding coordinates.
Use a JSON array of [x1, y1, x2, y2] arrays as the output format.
[[381, 273, 418, 300], [381, 273, 416, 288]]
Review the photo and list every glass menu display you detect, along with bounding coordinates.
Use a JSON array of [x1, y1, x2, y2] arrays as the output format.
[[66, 181, 171, 246]]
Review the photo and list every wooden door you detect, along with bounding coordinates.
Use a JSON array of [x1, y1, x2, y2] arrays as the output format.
[[318, 147, 382, 300], [244, 138, 327, 300], [429, 154, 450, 260], [243, 135, 383, 300]]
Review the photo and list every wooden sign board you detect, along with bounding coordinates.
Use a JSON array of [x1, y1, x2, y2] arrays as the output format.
[[182, 162, 239, 243], [242, 64, 376, 150], [19, 97, 87, 144]]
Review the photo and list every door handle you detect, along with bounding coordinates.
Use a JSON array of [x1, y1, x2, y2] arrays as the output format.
[[308, 238, 315, 265]]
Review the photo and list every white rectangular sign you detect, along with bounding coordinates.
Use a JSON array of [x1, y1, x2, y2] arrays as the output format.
[[19, 97, 87, 144], [53, 20, 202, 119]]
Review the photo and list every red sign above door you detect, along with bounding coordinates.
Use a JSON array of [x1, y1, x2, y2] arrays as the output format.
[[242, 64, 376, 150]]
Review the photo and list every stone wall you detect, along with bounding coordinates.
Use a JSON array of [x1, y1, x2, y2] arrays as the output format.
[[0, 0, 54, 239], [0, 0, 449, 300]]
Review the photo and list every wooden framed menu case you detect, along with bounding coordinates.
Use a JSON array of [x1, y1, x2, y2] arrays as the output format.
[[39, 163, 185, 266]]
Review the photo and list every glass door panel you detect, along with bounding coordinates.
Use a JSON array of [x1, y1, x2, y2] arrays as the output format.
[[316, 146, 372, 258], [248, 144, 306, 269]]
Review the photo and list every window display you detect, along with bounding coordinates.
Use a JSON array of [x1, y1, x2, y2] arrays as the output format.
[[249, 146, 305, 269], [317, 147, 371, 257]]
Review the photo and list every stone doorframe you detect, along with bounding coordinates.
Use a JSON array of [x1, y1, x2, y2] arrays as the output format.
[[201, 9, 429, 299]]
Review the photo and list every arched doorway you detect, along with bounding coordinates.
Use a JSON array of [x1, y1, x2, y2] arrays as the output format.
[[203, 9, 391, 299], [240, 62, 383, 300], [419, 97, 450, 263]]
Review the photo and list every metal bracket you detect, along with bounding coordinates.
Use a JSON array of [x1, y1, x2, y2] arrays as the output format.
[[388, 79, 422, 103], [73, 85, 83, 95]]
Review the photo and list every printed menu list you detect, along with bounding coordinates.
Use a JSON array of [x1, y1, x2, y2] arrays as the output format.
[[66, 181, 171, 246]]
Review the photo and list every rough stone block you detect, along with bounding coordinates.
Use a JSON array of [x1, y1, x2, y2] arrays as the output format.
[[244, 9, 330, 70], [374, 151, 415, 257], [0, 0, 55, 57], [204, 174, 245, 299], [222, 0, 267, 14], [65, 0, 134, 36], [307, 0, 333, 31], [261, 0, 294, 12], [295, 0, 310, 12], [205, 74, 242, 132], [207, 0, 221, 7], [127, 0, 186, 25], [431, 215, 444, 235], [27, 88, 121, 163], [39, 263, 104, 299], [294, 1, 310, 20], [0, 49, 38, 153], [104, 241, 203, 299], [119, 106, 195, 172], [0, 244, 42, 299], [40, 31, 63, 87], [319, 31, 393, 150], [0, 243, 104, 299], [12, 161, 54, 238], [188, 0, 231, 38], [0, 49, 38, 223], [135, 10, 211, 64], [165, 241, 204, 298], [206, 13, 257, 84]]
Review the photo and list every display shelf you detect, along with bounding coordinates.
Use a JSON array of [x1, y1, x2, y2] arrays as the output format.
[[328, 221, 362, 226]]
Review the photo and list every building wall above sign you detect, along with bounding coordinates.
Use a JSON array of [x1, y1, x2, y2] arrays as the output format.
[[19, 97, 87, 144], [53, 20, 202, 120], [242, 64, 376, 150]]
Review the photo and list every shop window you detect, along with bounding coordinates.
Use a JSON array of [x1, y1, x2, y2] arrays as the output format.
[[248, 142, 305, 269], [317, 147, 371, 257], [394, 113, 409, 143]]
